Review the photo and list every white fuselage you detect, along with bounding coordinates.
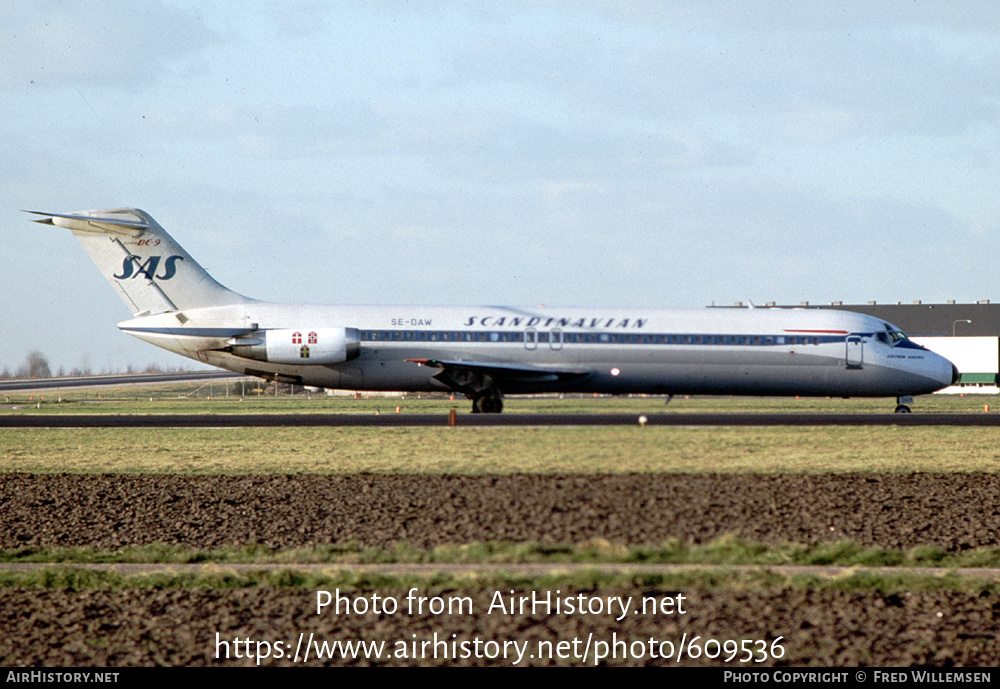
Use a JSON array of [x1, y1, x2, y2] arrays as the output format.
[[30, 207, 958, 411], [119, 302, 957, 398]]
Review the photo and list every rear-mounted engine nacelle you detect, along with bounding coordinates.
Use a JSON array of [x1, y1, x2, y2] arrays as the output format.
[[228, 327, 360, 364]]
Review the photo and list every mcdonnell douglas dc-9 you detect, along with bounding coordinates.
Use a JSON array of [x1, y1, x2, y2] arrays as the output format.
[[28, 208, 957, 413]]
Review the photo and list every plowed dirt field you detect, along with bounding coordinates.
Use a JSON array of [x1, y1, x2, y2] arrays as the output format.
[[3, 473, 999, 666]]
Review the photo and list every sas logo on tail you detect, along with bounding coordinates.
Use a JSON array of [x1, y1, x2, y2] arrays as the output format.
[[113, 255, 184, 281]]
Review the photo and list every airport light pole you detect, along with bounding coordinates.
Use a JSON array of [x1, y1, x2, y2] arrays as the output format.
[[953, 319, 972, 336]]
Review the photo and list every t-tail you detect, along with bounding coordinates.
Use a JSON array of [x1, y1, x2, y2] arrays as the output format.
[[26, 208, 251, 315]]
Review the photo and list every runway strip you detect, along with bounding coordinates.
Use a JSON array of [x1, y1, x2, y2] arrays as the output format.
[[3, 412, 1000, 427]]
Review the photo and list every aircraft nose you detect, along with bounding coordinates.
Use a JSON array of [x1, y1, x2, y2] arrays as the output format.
[[923, 350, 959, 392]]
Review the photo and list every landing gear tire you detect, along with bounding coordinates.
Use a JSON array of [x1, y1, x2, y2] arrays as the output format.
[[894, 404, 911, 413], [472, 392, 503, 414]]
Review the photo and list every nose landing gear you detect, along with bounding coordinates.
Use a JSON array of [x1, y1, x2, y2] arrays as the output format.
[[894, 395, 914, 413]]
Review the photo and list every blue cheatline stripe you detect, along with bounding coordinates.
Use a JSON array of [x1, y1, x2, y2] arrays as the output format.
[[358, 329, 858, 346], [121, 326, 893, 349]]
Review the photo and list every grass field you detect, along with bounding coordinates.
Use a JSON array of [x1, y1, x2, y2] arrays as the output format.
[[4, 566, 998, 596], [7, 537, 1000, 570], [4, 387, 1000, 475], [6, 386, 1000, 474], [4, 424, 1000, 474]]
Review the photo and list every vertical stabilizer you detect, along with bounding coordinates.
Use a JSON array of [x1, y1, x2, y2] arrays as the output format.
[[27, 208, 251, 315]]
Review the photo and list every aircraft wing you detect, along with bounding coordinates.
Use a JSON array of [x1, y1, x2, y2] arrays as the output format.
[[406, 358, 591, 395]]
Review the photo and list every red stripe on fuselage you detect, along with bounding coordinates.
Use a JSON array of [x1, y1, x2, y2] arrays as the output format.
[[783, 329, 849, 334]]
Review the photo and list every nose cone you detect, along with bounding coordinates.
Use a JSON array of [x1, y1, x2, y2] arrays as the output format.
[[904, 349, 959, 395], [926, 352, 959, 392]]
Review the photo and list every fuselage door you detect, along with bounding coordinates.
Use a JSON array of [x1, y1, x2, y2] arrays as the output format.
[[846, 335, 863, 369]]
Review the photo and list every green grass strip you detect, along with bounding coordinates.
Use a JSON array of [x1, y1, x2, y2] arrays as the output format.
[[0, 566, 995, 594], [5, 537, 1000, 568]]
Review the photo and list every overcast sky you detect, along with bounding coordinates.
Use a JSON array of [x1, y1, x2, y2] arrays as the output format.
[[2, 1, 999, 373]]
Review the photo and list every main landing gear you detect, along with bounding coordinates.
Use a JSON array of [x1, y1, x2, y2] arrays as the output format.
[[471, 388, 504, 413]]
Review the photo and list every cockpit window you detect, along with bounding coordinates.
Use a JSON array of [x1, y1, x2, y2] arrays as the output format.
[[878, 323, 909, 345], [881, 328, 907, 345]]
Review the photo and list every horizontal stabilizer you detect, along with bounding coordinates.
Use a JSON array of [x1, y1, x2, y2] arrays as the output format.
[[24, 209, 149, 237]]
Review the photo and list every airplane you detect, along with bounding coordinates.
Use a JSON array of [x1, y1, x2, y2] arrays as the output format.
[[26, 208, 958, 413]]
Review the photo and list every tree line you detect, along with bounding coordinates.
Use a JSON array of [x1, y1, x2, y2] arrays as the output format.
[[0, 351, 180, 379]]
